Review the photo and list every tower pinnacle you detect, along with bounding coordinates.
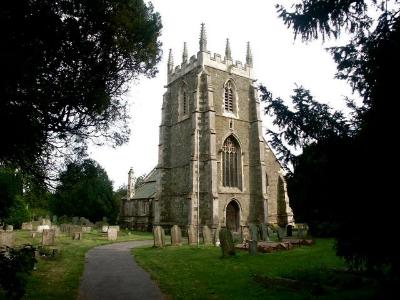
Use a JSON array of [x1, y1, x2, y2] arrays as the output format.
[[225, 38, 232, 61], [182, 42, 188, 63], [246, 42, 253, 67], [199, 23, 207, 52], [167, 49, 174, 73]]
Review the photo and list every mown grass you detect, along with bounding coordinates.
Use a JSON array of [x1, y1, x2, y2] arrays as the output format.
[[12, 229, 152, 300], [134, 239, 383, 300]]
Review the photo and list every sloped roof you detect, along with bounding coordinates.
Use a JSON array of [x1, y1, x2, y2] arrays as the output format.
[[131, 167, 158, 200]]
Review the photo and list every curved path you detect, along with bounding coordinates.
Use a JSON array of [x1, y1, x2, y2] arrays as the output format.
[[77, 240, 164, 300]]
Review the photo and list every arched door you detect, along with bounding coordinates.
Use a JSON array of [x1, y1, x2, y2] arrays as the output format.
[[226, 200, 240, 232]]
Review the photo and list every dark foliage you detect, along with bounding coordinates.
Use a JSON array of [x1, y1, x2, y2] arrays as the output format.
[[52, 159, 119, 223], [0, 0, 162, 180], [264, 0, 400, 274], [0, 167, 23, 223], [0, 245, 36, 300]]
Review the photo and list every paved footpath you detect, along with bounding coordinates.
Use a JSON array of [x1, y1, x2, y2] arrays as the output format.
[[77, 240, 164, 300]]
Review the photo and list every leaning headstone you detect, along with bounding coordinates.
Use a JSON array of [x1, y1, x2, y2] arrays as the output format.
[[42, 229, 56, 246], [249, 224, 259, 241], [6, 225, 13, 232], [153, 226, 165, 248], [202, 225, 213, 245], [108, 225, 120, 232], [248, 240, 258, 255], [22, 222, 33, 231], [170, 225, 182, 246], [101, 225, 109, 233], [107, 228, 118, 241], [259, 223, 269, 241], [187, 225, 197, 245], [73, 231, 83, 240], [37, 225, 50, 233], [0, 231, 15, 247], [219, 228, 235, 256]]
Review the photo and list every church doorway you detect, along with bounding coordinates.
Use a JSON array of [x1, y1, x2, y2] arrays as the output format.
[[226, 200, 240, 232]]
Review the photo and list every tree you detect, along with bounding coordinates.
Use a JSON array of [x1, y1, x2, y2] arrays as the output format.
[[0, 167, 24, 224], [263, 0, 400, 273], [0, 0, 162, 180], [52, 159, 119, 223]]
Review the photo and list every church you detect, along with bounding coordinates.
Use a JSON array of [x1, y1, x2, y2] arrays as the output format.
[[121, 24, 294, 237]]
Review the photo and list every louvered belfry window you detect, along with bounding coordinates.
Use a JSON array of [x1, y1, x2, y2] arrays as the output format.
[[183, 91, 187, 115], [224, 81, 234, 112], [222, 136, 241, 188]]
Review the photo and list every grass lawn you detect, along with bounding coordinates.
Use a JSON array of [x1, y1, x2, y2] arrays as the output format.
[[134, 239, 384, 300], [12, 229, 152, 300]]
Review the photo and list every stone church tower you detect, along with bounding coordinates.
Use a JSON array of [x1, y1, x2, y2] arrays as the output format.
[[154, 24, 293, 235]]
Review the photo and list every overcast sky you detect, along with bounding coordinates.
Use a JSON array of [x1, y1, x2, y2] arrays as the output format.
[[88, 0, 354, 189]]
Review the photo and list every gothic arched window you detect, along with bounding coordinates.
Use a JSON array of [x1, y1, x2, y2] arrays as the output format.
[[224, 81, 234, 112], [222, 136, 241, 188]]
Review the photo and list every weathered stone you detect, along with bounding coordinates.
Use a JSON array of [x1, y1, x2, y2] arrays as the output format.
[[81, 226, 92, 233], [213, 226, 220, 246], [170, 225, 182, 246], [107, 228, 118, 241], [219, 228, 235, 256], [60, 223, 71, 233], [21, 222, 33, 230], [108, 225, 120, 232], [31, 221, 41, 231], [241, 226, 251, 241], [73, 231, 83, 240], [72, 216, 79, 224], [102, 225, 109, 233], [30, 231, 36, 238], [52, 215, 58, 224], [69, 225, 82, 237], [37, 225, 50, 233], [0, 231, 15, 247], [50, 225, 60, 237], [42, 229, 56, 246], [295, 223, 309, 238], [41, 218, 51, 226], [80, 217, 91, 226], [6, 225, 13, 232], [202, 225, 213, 245], [153, 226, 165, 248], [259, 223, 269, 241], [187, 224, 197, 246], [248, 240, 257, 255], [249, 224, 259, 241], [277, 227, 286, 241]]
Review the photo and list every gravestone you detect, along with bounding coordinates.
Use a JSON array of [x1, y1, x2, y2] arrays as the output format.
[[52, 215, 58, 224], [259, 223, 269, 241], [296, 223, 309, 238], [102, 225, 109, 233], [73, 231, 83, 240], [277, 227, 286, 241], [42, 229, 56, 246], [202, 225, 213, 245], [72, 217, 79, 225], [213, 226, 221, 246], [31, 221, 41, 231], [0, 231, 15, 247], [81, 226, 92, 233], [170, 225, 182, 246], [37, 225, 50, 233], [248, 240, 257, 255], [286, 225, 293, 237], [153, 226, 165, 248], [187, 225, 197, 245], [107, 228, 118, 241], [219, 228, 235, 256], [6, 225, 13, 232], [50, 225, 60, 237], [31, 232, 36, 238], [69, 225, 82, 237], [22, 222, 33, 231], [41, 218, 51, 226], [249, 224, 259, 241], [60, 223, 70, 233], [108, 225, 120, 232]]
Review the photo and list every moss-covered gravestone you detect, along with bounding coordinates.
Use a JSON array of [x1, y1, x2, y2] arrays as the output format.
[[259, 223, 269, 241], [219, 228, 235, 257], [202, 225, 213, 245], [249, 224, 259, 241], [187, 225, 197, 246], [170, 225, 182, 246], [153, 226, 165, 248]]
